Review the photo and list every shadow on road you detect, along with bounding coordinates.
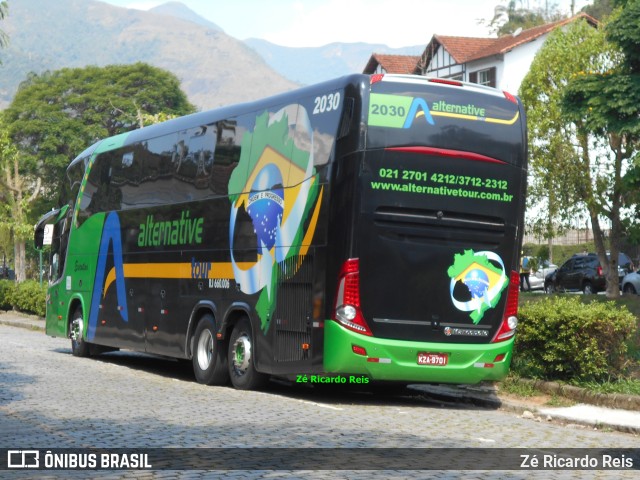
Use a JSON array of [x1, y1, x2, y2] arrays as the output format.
[[53, 347, 500, 411]]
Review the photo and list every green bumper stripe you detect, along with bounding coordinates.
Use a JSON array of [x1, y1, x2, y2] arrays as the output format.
[[323, 320, 513, 384]]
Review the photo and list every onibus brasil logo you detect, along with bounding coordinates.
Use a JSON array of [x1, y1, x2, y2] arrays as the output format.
[[447, 249, 508, 324]]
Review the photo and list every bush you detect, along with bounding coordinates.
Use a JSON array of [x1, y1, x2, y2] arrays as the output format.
[[514, 296, 636, 382], [0, 280, 16, 310], [11, 281, 46, 317]]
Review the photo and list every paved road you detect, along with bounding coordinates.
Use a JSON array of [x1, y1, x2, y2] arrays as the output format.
[[0, 324, 638, 479]]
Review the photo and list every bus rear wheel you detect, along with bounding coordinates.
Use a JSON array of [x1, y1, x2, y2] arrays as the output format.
[[192, 314, 228, 385], [228, 317, 268, 390], [70, 306, 91, 357]]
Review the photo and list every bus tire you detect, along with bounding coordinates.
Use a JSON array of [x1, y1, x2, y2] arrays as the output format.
[[228, 317, 268, 390], [192, 314, 229, 385], [70, 305, 91, 357]]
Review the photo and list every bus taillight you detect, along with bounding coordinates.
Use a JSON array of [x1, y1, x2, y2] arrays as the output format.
[[333, 258, 373, 336], [492, 270, 519, 343], [503, 90, 518, 104], [370, 74, 385, 85], [428, 78, 463, 87]]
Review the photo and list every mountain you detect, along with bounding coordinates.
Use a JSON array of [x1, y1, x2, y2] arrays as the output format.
[[0, 0, 298, 110], [244, 39, 424, 85], [0, 0, 426, 111], [149, 1, 223, 32]]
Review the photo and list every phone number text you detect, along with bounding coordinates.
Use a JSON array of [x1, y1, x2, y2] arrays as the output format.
[[378, 168, 508, 190]]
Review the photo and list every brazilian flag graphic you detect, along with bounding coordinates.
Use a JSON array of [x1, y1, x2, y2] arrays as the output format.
[[447, 249, 508, 324], [227, 106, 321, 332]]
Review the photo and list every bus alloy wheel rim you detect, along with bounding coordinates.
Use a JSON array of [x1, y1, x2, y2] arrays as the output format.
[[196, 329, 214, 370], [232, 334, 252, 375], [71, 318, 83, 343]]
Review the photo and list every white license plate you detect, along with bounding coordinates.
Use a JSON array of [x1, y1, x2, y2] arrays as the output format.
[[417, 352, 449, 366]]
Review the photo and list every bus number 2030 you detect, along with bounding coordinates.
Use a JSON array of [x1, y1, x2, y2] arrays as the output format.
[[313, 92, 341, 114]]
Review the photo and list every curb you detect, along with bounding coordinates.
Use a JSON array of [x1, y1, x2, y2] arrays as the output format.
[[518, 378, 640, 412], [0, 317, 45, 331]]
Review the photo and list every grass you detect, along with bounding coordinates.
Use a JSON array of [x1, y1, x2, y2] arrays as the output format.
[[498, 375, 576, 406], [545, 394, 575, 407], [572, 378, 640, 396], [499, 375, 540, 397]]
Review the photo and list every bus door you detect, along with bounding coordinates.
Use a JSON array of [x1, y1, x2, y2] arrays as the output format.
[[35, 205, 72, 337]]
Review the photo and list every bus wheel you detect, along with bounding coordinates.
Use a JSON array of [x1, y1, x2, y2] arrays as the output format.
[[192, 314, 228, 385], [70, 306, 90, 357], [228, 317, 268, 390]]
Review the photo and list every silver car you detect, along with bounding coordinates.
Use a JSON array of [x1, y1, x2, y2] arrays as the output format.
[[526, 260, 557, 291], [622, 271, 640, 294]]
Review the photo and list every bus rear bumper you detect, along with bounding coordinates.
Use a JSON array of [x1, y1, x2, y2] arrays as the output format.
[[323, 320, 513, 384]]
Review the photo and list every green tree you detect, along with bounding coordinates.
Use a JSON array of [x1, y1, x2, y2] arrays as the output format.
[[562, 0, 640, 297], [4, 63, 196, 210], [0, 113, 41, 282], [582, 0, 615, 20], [519, 19, 610, 265]]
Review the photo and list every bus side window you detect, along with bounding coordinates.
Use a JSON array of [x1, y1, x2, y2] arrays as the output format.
[[166, 126, 216, 201], [86, 153, 122, 214], [49, 208, 72, 283], [262, 104, 296, 188], [187, 125, 216, 190], [140, 133, 178, 206], [223, 114, 255, 197]]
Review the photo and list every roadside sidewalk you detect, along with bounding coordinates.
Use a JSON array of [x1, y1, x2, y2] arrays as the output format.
[[0, 311, 45, 331], [412, 383, 640, 435], [2, 310, 639, 435]]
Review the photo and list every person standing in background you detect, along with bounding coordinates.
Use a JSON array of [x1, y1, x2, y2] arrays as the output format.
[[520, 253, 531, 291]]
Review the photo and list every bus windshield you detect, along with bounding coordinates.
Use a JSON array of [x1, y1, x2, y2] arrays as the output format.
[[368, 76, 524, 165]]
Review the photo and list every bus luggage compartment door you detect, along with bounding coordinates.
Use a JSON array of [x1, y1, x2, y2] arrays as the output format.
[[270, 253, 314, 370]]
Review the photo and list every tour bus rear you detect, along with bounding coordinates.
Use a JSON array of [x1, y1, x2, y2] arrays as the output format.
[[325, 75, 527, 384]]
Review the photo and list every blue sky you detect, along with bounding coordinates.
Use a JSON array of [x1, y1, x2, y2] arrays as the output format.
[[100, 0, 593, 48]]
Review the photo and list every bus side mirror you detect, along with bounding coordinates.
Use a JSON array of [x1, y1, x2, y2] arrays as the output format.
[[34, 208, 62, 250], [34, 226, 45, 250]]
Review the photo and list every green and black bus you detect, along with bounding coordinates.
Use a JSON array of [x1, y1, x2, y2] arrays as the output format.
[[35, 74, 527, 389]]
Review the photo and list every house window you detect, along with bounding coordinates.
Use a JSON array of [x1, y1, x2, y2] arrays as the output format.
[[469, 67, 496, 88], [477, 69, 492, 85]]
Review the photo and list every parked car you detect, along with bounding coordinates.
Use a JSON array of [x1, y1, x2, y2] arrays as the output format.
[[544, 252, 632, 294], [0, 265, 14, 280], [621, 271, 640, 294], [527, 260, 557, 291]]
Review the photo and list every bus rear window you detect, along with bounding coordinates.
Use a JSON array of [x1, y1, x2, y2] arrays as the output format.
[[367, 80, 524, 166]]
